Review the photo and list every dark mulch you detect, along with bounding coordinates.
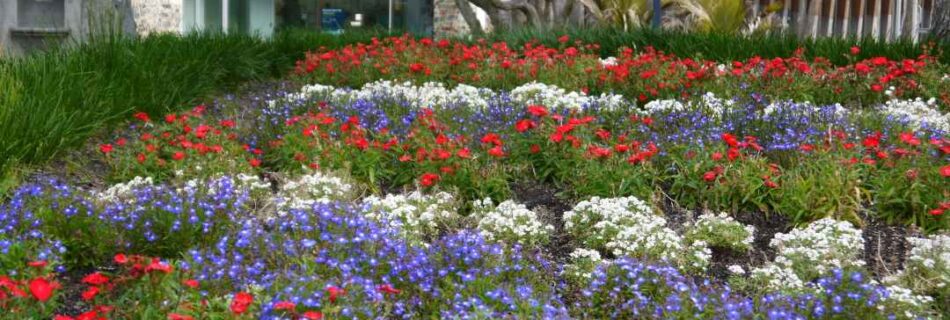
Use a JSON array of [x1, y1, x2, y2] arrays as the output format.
[[510, 181, 575, 263], [860, 210, 920, 279]]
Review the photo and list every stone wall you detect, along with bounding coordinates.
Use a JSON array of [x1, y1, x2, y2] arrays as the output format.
[[130, 0, 182, 36]]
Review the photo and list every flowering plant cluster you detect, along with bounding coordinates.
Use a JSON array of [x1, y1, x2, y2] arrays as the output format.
[[295, 35, 950, 107], [4, 36, 950, 318], [98, 106, 262, 183], [684, 212, 755, 252], [472, 198, 553, 246]]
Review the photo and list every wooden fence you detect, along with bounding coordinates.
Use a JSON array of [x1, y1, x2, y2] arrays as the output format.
[[748, 0, 939, 42]]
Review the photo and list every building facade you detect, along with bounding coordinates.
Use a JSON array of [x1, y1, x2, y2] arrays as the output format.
[[1, 0, 475, 55]]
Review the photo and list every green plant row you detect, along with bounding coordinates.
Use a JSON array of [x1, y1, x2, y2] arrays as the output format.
[[0, 28, 392, 187]]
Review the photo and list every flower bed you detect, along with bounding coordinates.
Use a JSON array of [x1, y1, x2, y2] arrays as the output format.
[[2, 42, 949, 318]]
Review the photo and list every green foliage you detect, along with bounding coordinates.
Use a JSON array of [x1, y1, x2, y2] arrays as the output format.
[[0, 29, 385, 190]]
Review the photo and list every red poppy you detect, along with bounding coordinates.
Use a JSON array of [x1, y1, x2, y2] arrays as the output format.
[[230, 292, 254, 315], [457, 148, 472, 159], [941, 165, 950, 177], [871, 84, 884, 92], [165, 114, 177, 123], [114, 254, 128, 264], [172, 152, 186, 161], [702, 171, 718, 182], [249, 158, 262, 167], [558, 35, 569, 43], [29, 277, 55, 302], [99, 144, 113, 154], [145, 258, 173, 274], [303, 311, 324, 320], [530, 144, 541, 154]]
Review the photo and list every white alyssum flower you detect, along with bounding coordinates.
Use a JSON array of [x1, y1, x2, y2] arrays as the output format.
[[96, 176, 155, 203], [362, 191, 457, 242], [274, 80, 632, 113], [275, 171, 356, 213], [727, 265, 746, 275], [565, 196, 709, 271], [563, 248, 605, 283], [886, 234, 950, 296], [878, 97, 950, 132], [473, 198, 553, 246], [879, 285, 936, 319], [747, 218, 864, 292], [643, 92, 734, 117], [685, 212, 755, 251]]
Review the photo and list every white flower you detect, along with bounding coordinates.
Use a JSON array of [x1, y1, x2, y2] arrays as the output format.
[[274, 171, 355, 215], [878, 97, 950, 132], [473, 199, 553, 246], [362, 191, 457, 243], [727, 265, 746, 275]]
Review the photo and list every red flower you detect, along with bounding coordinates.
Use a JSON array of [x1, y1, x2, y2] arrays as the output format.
[[871, 84, 884, 92], [377, 284, 401, 296], [183, 279, 199, 289], [249, 158, 262, 167], [29, 277, 55, 302], [929, 208, 944, 216], [114, 254, 128, 264], [409, 63, 426, 73], [28, 260, 48, 268], [702, 171, 718, 182], [527, 105, 549, 117], [172, 152, 186, 161], [457, 148, 472, 159], [420, 173, 440, 187], [326, 286, 346, 303], [165, 114, 177, 123], [488, 145, 505, 158], [799, 144, 814, 152], [515, 119, 536, 133], [763, 178, 779, 189], [721, 133, 739, 148], [54, 316, 75, 320], [480, 133, 503, 146], [81, 286, 100, 301], [303, 311, 324, 320], [558, 35, 570, 43], [82, 272, 109, 286], [145, 258, 173, 274], [530, 144, 541, 154], [273, 300, 296, 311], [99, 144, 113, 154], [711, 152, 723, 161], [168, 314, 194, 320], [137, 153, 147, 164], [230, 292, 254, 315], [940, 165, 950, 177], [862, 133, 882, 149], [133, 112, 151, 122], [850, 46, 861, 55], [899, 132, 921, 146]]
